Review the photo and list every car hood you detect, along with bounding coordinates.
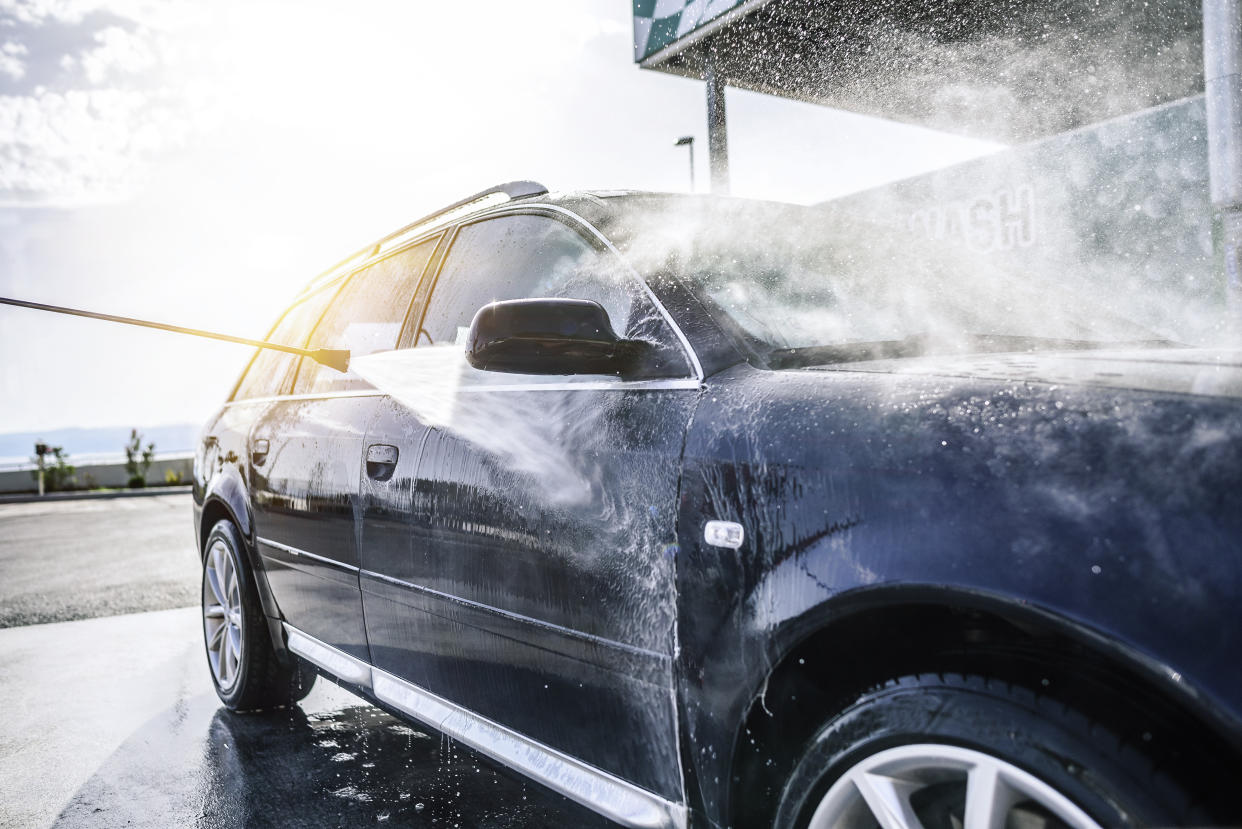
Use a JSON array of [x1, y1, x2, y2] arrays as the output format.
[[806, 347, 1242, 400]]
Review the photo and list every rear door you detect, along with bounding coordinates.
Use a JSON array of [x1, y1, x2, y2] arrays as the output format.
[[358, 211, 700, 802], [249, 237, 438, 661], [200, 283, 339, 553]]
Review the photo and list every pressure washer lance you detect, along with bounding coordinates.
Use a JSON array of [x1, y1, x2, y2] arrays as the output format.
[[0, 296, 350, 372]]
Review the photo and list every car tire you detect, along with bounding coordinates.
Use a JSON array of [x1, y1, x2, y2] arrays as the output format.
[[201, 518, 314, 711], [771, 673, 1200, 829]]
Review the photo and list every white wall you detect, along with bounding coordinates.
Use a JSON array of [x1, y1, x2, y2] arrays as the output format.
[[0, 454, 194, 494]]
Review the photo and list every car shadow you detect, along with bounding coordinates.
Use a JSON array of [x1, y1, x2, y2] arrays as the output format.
[[51, 681, 612, 828]]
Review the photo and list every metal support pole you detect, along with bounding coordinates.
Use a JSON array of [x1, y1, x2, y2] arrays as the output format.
[[705, 56, 730, 195], [1204, 0, 1242, 333]]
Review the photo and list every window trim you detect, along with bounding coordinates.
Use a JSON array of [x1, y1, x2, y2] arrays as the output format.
[[395, 230, 453, 350], [220, 377, 704, 409]]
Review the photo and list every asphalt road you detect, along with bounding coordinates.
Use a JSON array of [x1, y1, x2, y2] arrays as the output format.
[[0, 494, 614, 828], [0, 493, 200, 627]]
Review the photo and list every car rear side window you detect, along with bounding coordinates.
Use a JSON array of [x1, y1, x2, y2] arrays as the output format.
[[292, 237, 438, 395], [231, 286, 338, 401]]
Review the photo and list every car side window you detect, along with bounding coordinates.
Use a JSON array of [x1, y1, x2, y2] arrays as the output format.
[[292, 237, 438, 395], [415, 214, 692, 380], [231, 285, 338, 401], [416, 215, 637, 348]]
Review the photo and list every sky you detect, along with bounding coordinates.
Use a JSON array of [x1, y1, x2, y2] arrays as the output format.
[[0, 0, 998, 441]]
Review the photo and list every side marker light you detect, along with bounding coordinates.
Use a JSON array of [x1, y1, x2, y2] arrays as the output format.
[[704, 520, 744, 549]]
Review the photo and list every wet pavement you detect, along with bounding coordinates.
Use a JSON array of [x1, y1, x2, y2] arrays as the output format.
[[0, 497, 617, 828], [0, 493, 199, 627], [0, 607, 614, 828]]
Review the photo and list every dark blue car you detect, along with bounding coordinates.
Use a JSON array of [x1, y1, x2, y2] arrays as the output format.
[[193, 181, 1242, 829]]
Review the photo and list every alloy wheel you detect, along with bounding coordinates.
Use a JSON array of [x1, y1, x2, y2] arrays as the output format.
[[808, 743, 1103, 829], [203, 538, 244, 692]]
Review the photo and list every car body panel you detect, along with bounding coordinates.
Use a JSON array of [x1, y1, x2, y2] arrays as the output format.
[[194, 402, 261, 549], [831, 347, 1242, 400], [194, 401, 294, 628], [674, 360, 1242, 824], [247, 395, 380, 662], [358, 381, 699, 801], [192, 192, 1242, 829]]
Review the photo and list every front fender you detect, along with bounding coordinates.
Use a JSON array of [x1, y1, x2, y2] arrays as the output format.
[[674, 364, 1242, 827]]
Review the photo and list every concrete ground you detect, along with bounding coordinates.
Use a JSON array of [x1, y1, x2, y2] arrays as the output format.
[[0, 494, 612, 828]]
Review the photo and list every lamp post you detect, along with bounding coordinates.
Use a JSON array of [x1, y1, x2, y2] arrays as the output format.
[[34, 441, 48, 496], [675, 136, 695, 192]]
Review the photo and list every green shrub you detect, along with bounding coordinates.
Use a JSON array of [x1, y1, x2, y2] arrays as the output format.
[[124, 429, 155, 489], [31, 442, 75, 492]]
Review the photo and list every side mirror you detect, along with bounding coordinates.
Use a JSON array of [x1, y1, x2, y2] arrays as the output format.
[[465, 298, 645, 376]]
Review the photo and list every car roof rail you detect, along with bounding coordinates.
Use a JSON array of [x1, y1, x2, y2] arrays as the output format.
[[374, 180, 549, 255], [297, 181, 549, 298]]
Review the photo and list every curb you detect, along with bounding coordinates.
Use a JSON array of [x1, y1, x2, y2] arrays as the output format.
[[0, 485, 193, 505]]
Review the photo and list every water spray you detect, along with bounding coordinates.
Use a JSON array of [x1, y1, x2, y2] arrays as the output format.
[[0, 296, 350, 372]]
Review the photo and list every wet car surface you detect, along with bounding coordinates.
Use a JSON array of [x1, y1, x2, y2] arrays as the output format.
[[190, 185, 1242, 828]]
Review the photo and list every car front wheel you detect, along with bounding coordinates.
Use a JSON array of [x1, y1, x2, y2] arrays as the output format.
[[201, 518, 313, 710], [772, 673, 1200, 829]]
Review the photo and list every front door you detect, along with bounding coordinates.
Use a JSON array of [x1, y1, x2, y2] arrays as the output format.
[[357, 212, 700, 801]]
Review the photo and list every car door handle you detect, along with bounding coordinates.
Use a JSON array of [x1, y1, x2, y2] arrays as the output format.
[[366, 444, 398, 480], [251, 438, 270, 465]]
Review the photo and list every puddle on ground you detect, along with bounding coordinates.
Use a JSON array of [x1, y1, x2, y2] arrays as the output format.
[[52, 680, 613, 828]]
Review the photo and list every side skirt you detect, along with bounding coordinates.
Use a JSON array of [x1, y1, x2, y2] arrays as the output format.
[[283, 623, 687, 829]]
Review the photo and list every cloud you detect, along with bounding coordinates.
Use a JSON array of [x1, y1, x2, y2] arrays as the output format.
[[0, 0, 190, 204], [0, 0, 175, 27], [0, 87, 182, 202], [0, 0, 99, 26], [0, 0, 646, 207], [61, 23, 154, 84], [0, 40, 25, 79]]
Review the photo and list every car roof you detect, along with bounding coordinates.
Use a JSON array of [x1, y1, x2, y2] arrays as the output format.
[[292, 184, 805, 302]]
